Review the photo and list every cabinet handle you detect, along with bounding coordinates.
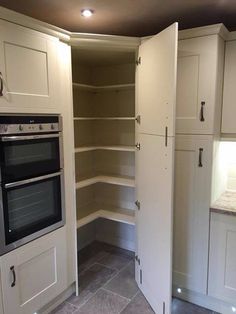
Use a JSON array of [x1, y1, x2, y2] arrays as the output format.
[[0, 72, 3, 96], [198, 148, 203, 167], [200, 101, 205, 122], [10, 266, 16, 287]]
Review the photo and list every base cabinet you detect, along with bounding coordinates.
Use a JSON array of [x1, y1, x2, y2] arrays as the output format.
[[208, 213, 236, 305], [0, 228, 67, 314], [0, 272, 3, 314], [173, 135, 213, 294]]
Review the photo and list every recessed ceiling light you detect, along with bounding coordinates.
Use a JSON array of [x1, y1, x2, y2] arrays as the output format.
[[81, 9, 94, 18]]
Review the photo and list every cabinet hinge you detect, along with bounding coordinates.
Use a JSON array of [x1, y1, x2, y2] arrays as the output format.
[[135, 255, 140, 265], [135, 200, 140, 210], [135, 143, 141, 150], [135, 115, 141, 124], [136, 57, 141, 66], [140, 269, 142, 284]]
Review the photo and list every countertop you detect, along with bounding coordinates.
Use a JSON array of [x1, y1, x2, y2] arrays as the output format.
[[210, 191, 236, 216]]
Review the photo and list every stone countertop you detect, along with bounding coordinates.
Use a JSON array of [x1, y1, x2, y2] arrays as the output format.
[[210, 191, 236, 216]]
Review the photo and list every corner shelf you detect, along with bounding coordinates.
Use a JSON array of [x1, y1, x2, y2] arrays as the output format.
[[76, 175, 135, 189], [75, 145, 135, 153], [73, 117, 135, 121], [77, 208, 135, 229], [73, 82, 135, 91]]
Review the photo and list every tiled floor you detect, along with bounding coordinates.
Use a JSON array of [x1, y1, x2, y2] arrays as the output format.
[[51, 242, 219, 314]]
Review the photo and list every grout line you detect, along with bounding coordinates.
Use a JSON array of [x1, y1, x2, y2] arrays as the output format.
[[101, 287, 131, 302]]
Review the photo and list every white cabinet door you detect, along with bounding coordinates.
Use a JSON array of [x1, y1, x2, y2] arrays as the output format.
[[222, 41, 236, 134], [0, 228, 67, 314], [208, 213, 236, 304], [173, 135, 213, 294], [176, 36, 222, 135], [136, 23, 178, 137], [0, 20, 60, 113], [136, 23, 178, 314]]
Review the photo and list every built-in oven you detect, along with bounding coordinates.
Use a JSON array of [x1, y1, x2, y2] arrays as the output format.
[[0, 115, 65, 255]]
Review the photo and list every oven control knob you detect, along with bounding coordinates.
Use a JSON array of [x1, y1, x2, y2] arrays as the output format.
[[19, 125, 23, 131], [39, 124, 43, 130], [51, 124, 55, 130]]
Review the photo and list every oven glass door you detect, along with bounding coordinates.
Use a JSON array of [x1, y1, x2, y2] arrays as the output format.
[[2, 173, 63, 245], [0, 134, 61, 183]]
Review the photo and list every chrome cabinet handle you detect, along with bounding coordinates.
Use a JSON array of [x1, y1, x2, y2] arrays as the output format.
[[198, 148, 203, 167], [10, 266, 16, 287], [0, 72, 3, 96], [200, 101, 205, 122]]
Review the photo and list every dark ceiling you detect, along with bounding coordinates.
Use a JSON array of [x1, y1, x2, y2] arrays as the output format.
[[0, 0, 236, 37]]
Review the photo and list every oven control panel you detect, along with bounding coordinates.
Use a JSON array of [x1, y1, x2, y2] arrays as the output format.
[[0, 115, 62, 135]]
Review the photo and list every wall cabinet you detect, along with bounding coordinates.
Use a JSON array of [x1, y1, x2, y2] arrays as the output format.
[[176, 35, 224, 135], [0, 227, 67, 314], [173, 135, 213, 294], [0, 19, 60, 113], [221, 40, 236, 134], [208, 213, 236, 304]]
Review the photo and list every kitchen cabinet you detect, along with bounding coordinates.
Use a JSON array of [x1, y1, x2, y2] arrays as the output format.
[[0, 272, 3, 314], [176, 35, 224, 135], [0, 227, 67, 314], [222, 40, 236, 134], [208, 213, 236, 304], [0, 19, 60, 113], [173, 135, 213, 294]]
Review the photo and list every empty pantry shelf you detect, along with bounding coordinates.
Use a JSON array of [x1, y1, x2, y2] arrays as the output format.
[[77, 208, 135, 229], [75, 145, 135, 153], [76, 175, 135, 189], [73, 117, 135, 121], [72, 82, 135, 91]]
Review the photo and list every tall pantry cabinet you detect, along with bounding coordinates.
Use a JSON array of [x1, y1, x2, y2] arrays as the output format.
[[173, 27, 225, 297], [72, 24, 178, 314]]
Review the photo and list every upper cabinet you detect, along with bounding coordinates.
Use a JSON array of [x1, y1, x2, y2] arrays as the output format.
[[136, 23, 178, 137], [0, 20, 61, 114], [176, 35, 224, 135], [222, 40, 236, 134]]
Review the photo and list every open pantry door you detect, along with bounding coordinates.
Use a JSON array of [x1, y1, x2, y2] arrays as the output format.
[[135, 23, 178, 314]]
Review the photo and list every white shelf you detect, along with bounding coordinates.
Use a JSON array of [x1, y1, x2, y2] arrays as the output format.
[[73, 117, 135, 121], [76, 175, 135, 189], [73, 82, 135, 91], [77, 208, 135, 229], [75, 145, 135, 153]]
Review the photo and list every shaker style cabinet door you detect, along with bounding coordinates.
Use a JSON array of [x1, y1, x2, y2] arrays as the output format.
[[173, 135, 213, 294], [0, 228, 67, 314], [0, 20, 60, 113], [135, 23, 178, 314], [176, 35, 222, 135]]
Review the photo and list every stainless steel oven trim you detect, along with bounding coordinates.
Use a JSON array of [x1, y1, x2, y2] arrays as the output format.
[[0, 171, 65, 256], [4, 171, 62, 189], [0, 134, 60, 142]]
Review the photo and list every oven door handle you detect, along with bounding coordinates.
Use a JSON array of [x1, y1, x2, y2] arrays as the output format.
[[0, 134, 60, 142], [4, 171, 63, 189]]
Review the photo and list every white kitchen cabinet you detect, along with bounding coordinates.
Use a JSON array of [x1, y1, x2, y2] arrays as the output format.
[[222, 40, 236, 134], [176, 35, 224, 135], [0, 272, 4, 314], [0, 227, 67, 314], [208, 213, 236, 304], [173, 135, 213, 294], [0, 19, 60, 113]]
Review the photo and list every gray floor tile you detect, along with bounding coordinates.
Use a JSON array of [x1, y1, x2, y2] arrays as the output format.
[[172, 298, 214, 314], [50, 301, 78, 314], [121, 291, 154, 314], [66, 290, 94, 310], [79, 251, 108, 273], [97, 252, 132, 271], [104, 261, 139, 299], [75, 288, 129, 314], [79, 263, 117, 293]]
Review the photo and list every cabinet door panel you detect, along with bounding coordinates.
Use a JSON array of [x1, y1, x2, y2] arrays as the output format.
[[0, 20, 59, 113], [173, 135, 212, 294], [176, 36, 219, 134], [136, 23, 178, 137], [136, 134, 174, 314], [208, 213, 236, 304], [0, 228, 67, 314]]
